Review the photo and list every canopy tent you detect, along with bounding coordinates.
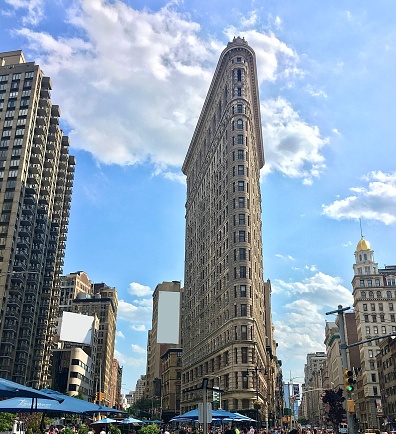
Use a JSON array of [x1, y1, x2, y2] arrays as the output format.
[[91, 418, 118, 425], [0, 379, 64, 402], [142, 420, 162, 424], [0, 389, 126, 415]]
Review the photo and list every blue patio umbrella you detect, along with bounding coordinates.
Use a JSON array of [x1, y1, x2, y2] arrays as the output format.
[[91, 418, 118, 425], [0, 390, 126, 415], [0, 379, 63, 402], [120, 417, 143, 425]]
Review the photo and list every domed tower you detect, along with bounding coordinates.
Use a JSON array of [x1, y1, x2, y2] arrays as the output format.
[[352, 237, 378, 278], [351, 237, 388, 429]]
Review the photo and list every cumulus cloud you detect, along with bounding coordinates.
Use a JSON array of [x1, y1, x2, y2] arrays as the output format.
[[131, 344, 146, 354], [272, 271, 352, 376], [128, 282, 152, 297], [14, 1, 314, 180], [118, 299, 152, 324], [116, 330, 125, 338], [261, 97, 329, 184], [272, 272, 353, 307], [322, 171, 396, 225], [4, 0, 44, 25], [114, 348, 146, 369]]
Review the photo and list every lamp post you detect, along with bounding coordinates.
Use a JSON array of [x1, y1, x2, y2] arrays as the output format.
[[287, 375, 304, 430], [248, 366, 268, 431]]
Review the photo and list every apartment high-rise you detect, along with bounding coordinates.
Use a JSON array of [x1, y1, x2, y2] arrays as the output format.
[[181, 37, 273, 417], [0, 50, 75, 386]]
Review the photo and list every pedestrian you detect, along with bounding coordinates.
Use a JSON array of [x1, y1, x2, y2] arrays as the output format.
[[100, 427, 106, 434]]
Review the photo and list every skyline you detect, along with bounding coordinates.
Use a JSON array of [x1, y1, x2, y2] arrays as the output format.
[[1, 0, 395, 394]]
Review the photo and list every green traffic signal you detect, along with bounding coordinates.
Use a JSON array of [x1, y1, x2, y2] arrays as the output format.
[[344, 369, 355, 392]]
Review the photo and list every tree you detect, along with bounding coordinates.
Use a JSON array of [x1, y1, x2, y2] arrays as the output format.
[[0, 413, 14, 431], [322, 388, 346, 432], [139, 424, 159, 434]]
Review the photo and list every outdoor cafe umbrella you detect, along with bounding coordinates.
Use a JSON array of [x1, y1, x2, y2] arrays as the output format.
[[0, 378, 64, 402], [91, 418, 118, 425], [0, 390, 126, 415], [170, 409, 244, 423], [120, 417, 143, 425]]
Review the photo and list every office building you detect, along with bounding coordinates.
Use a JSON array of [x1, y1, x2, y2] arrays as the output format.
[[0, 50, 75, 386], [352, 238, 396, 429], [145, 281, 182, 410], [161, 347, 182, 422], [181, 36, 275, 420]]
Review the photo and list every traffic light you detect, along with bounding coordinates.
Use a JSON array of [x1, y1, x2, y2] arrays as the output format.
[[100, 392, 105, 401], [95, 392, 99, 403], [344, 369, 355, 392]]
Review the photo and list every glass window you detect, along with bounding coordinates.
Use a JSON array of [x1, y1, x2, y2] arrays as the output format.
[[241, 325, 247, 340], [240, 266, 246, 278], [365, 326, 370, 334], [237, 119, 243, 130], [369, 291, 374, 298], [361, 291, 366, 298], [238, 181, 244, 191], [360, 279, 364, 287], [237, 134, 243, 144], [237, 88, 242, 97], [238, 197, 245, 208], [373, 326, 378, 334], [237, 69, 242, 81], [363, 304, 367, 311], [237, 165, 244, 175], [239, 248, 246, 260], [371, 303, 375, 311], [390, 303, 394, 311], [237, 150, 244, 160], [239, 231, 245, 242], [240, 304, 247, 316], [238, 214, 245, 225], [240, 285, 246, 296], [387, 291, 392, 298]]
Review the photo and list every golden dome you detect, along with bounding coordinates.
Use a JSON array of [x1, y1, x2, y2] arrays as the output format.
[[356, 238, 371, 252]]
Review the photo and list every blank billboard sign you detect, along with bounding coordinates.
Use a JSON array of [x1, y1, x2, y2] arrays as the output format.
[[157, 291, 180, 344], [59, 311, 94, 345]]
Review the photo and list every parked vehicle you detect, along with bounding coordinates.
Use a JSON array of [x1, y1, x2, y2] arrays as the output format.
[[339, 423, 348, 434]]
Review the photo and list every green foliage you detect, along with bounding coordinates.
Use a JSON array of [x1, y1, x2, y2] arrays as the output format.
[[79, 425, 89, 434], [297, 417, 309, 425], [0, 413, 15, 431], [139, 424, 159, 434], [108, 424, 122, 434], [63, 427, 75, 434]]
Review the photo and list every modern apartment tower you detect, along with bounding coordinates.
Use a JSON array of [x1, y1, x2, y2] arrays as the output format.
[[181, 37, 270, 415], [0, 50, 75, 386]]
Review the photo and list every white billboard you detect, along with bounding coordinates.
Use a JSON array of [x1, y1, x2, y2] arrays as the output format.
[[59, 311, 94, 345], [157, 291, 180, 344]]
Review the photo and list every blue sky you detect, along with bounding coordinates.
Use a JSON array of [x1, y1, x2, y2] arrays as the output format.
[[1, 0, 395, 394]]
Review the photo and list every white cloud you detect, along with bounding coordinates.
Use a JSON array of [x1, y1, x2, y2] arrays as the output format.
[[322, 171, 396, 225], [272, 271, 352, 375], [114, 348, 146, 369], [128, 282, 152, 297], [261, 97, 329, 184], [5, 0, 44, 25], [272, 272, 353, 307], [118, 299, 152, 324], [116, 330, 125, 339], [129, 324, 147, 332], [240, 11, 258, 28], [275, 253, 296, 261], [131, 344, 146, 354], [305, 84, 328, 98]]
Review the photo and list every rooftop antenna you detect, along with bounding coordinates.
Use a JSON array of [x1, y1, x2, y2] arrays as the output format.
[[359, 218, 364, 239]]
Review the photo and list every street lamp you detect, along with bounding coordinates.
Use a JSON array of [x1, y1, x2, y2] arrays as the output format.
[[287, 375, 304, 430], [248, 366, 268, 431]]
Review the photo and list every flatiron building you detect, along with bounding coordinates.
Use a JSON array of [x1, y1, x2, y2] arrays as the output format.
[[181, 37, 274, 416], [0, 50, 75, 387]]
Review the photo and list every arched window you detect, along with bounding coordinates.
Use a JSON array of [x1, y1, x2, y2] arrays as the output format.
[[359, 254, 362, 261], [368, 291, 374, 298], [387, 291, 392, 298], [361, 291, 366, 298], [376, 291, 382, 298], [364, 253, 367, 260], [237, 120, 243, 130]]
